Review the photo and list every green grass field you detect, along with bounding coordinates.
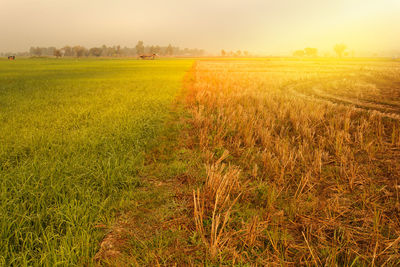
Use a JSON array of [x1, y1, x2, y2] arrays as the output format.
[[0, 58, 193, 265]]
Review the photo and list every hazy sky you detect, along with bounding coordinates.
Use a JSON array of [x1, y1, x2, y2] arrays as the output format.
[[1, 0, 399, 54]]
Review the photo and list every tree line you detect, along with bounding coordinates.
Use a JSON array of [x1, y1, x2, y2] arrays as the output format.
[[25, 41, 205, 57], [220, 50, 250, 57], [293, 44, 353, 58], [219, 44, 351, 58]]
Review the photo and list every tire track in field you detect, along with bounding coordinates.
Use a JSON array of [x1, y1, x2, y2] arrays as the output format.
[[284, 80, 400, 120], [286, 80, 400, 165]]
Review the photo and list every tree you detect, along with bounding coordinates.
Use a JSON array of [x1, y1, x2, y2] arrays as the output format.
[[293, 50, 305, 57], [221, 49, 226, 56], [135, 41, 144, 55], [154, 45, 161, 54], [101, 45, 108, 56], [236, 50, 242, 57], [334, 44, 347, 57], [53, 49, 62, 58], [304, 47, 318, 57], [47, 47, 56, 56], [62, 46, 73, 57], [149, 45, 156, 54], [89, 47, 102, 57], [30, 46, 42, 56], [166, 44, 173, 56], [73, 46, 86, 57], [103, 45, 121, 57], [243, 50, 249, 57]]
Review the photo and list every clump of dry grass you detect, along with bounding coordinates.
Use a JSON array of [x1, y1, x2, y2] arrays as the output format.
[[193, 150, 242, 258], [186, 59, 400, 265]]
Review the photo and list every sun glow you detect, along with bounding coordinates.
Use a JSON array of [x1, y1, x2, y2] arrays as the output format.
[[0, 0, 399, 55]]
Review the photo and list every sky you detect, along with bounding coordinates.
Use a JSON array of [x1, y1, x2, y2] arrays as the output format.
[[1, 0, 399, 55]]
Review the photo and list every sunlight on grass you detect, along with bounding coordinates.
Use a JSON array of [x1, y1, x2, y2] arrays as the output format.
[[187, 58, 400, 265], [0, 58, 193, 265]]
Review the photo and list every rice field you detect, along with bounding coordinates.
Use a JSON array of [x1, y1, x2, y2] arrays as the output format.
[[0, 58, 193, 265], [187, 58, 400, 265], [1, 57, 400, 265]]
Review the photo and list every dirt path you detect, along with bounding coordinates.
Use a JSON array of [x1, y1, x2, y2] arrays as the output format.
[[93, 67, 205, 266], [94, 107, 200, 265]]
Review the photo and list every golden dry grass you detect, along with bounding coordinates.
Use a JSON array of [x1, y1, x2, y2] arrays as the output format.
[[186, 59, 400, 265]]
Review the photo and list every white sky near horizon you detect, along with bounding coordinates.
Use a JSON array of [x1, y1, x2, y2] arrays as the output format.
[[1, 0, 399, 55]]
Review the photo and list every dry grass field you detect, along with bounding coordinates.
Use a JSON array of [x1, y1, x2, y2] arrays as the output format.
[[186, 58, 400, 265]]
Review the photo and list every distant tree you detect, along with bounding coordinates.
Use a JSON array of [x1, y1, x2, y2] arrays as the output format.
[[114, 45, 121, 57], [236, 50, 242, 57], [101, 45, 108, 56], [166, 44, 173, 56], [62, 46, 73, 57], [53, 49, 62, 58], [304, 47, 318, 57], [221, 49, 226, 56], [243, 50, 249, 56], [293, 50, 305, 57], [89, 47, 102, 57], [30, 46, 42, 56], [107, 46, 116, 56], [154, 45, 161, 54], [173, 46, 180, 55], [22, 43, 206, 58], [47, 47, 56, 56], [135, 41, 144, 55], [73, 46, 86, 57], [149, 45, 156, 54], [334, 44, 347, 57]]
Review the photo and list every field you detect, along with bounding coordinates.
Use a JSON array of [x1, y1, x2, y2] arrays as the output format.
[[0, 58, 193, 265], [1, 57, 400, 266], [185, 58, 400, 265]]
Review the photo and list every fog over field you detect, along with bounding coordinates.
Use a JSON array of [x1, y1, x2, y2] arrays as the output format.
[[1, 0, 399, 55]]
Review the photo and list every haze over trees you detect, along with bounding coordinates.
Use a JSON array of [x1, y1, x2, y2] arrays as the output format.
[[24, 42, 205, 58], [334, 44, 347, 57], [73, 46, 86, 58], [4, 43, 396, 58], [89, 47, 102, 57], [292, 47, 318, 57], [53, 49, 62, 58], [304, 47, 318, 57], [135, 41, 145, 55], [293, 50, 305, 57], [292, 45, 358, 58], [220, 49, 249, 57]]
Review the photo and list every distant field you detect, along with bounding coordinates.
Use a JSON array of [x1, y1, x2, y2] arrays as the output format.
[[0, 58, 193, 265], [186, 58, 400, 265]]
